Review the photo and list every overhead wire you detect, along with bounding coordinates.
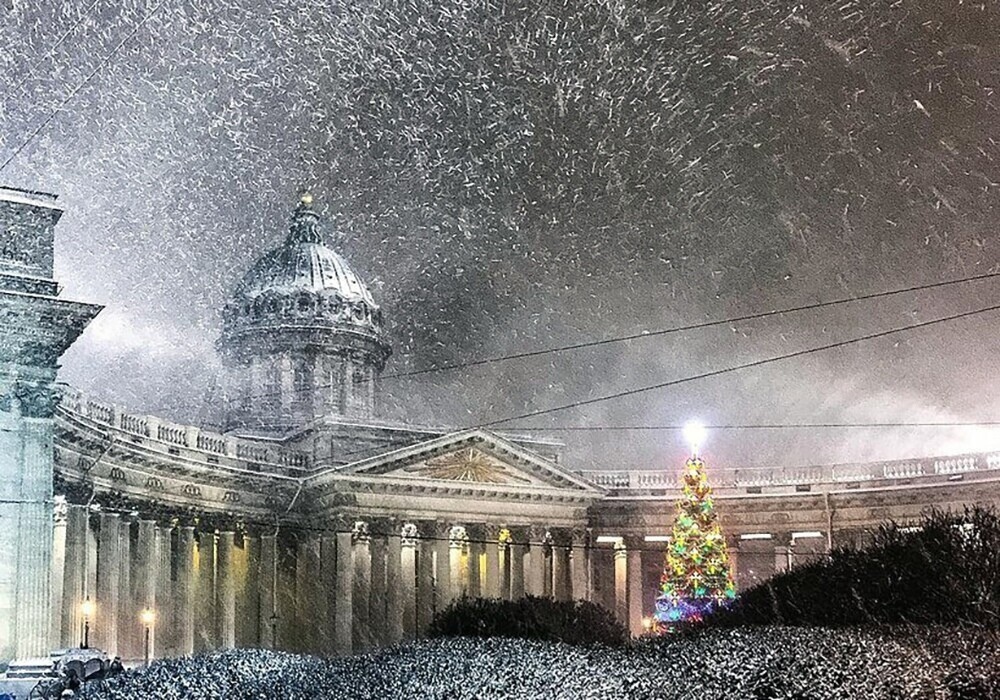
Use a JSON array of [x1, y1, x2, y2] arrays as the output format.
[[0, 0, 169, 174]]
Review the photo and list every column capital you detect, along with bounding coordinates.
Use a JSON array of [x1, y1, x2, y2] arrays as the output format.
[[448, 524, 468, 548], [613, 539, 628, 560], [351, 520, 370, 544], [527, 524, 547, 543], [53, 494, 68, 524], [400, 522, 419, 547]]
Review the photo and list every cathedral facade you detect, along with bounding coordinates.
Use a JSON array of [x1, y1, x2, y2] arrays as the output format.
[[2, 186, 999, 666]]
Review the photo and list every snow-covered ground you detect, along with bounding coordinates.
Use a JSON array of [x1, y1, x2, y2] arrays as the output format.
[[78, 626, 997, 699]]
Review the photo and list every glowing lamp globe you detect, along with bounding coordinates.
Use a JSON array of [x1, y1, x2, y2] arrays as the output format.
[[683, 420, 707, 456], [140, 608, 156, 626]]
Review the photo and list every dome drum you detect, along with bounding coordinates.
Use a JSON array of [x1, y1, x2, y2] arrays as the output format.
[[218, 196, 391, 432]]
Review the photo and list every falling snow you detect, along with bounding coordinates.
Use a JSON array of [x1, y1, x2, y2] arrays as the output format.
[[2, 0, 999, 471]]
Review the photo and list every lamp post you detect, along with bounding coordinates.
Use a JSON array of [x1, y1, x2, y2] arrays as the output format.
[[140, 608, 156, 667], [80, 597, 95, 649]]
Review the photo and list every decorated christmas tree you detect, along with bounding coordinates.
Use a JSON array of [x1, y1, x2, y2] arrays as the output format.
[[653, 423, 736, 631]]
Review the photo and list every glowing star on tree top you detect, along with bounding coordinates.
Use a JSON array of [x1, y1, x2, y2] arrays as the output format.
[[683, 420, 707, 457]]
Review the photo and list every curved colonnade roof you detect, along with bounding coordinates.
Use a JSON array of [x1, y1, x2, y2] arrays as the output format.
[[50, 387, 1000, 534]]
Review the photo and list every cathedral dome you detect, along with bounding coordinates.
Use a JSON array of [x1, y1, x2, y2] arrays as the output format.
[[218, 194, 391, 432], [222, 194, 386, 339]]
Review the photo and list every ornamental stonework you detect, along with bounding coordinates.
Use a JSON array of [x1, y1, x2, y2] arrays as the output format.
[[405, 448, 531, 485]]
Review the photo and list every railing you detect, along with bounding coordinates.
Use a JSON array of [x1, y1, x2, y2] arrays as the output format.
[[57, 387, 311, 471], [578, 450, 1000, 493]]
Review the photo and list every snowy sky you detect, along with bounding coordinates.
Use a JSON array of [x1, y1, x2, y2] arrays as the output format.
[[2, 0, 1000, 471]]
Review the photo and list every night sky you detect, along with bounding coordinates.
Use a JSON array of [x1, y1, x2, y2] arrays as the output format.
[[3, 0, 1000, 471]]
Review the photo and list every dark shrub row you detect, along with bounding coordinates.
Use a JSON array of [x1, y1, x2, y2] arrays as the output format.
[[709, 506, 1000, 627], [427, 595, 629, 646]]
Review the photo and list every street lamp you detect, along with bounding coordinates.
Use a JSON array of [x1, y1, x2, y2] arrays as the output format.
[[139, 608, 156, 667], [80, 597, 95, 649], [683, 420, 708, 457]]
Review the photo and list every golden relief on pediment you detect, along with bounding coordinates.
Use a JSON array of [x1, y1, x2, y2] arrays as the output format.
[[404, 448, 532, 484]]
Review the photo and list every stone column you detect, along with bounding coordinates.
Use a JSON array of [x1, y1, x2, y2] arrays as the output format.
[[117, 519, 133, 661], [774, 534, 791, 575], [50, 499, 67, 648], [136, 520, 158, 659], [217, 532, 236, 649], [259, 534, 277, 650], [509, 537, 526, 600], [483, 525, 501, 599], [334, 530, 354, 655], [415, 527, 434, 635], [727, 539, 740, 591], [369, 533, 387, 648], [570, 529, 590, 602], [292, 534, 319, 653], [6, 413, 58, 662], [553, 540, 570, 601], [155, 525, 174, 656], [526, 528, 546, 597], [176, 526, 196, 656], [318, 534, 337, 655], [352, 522, 371, 652], [434, 523, 452, 614], [613, 540, 627, 627], [60, 504, 89, 648], [626, 538, 644, 637], [236, 534, 260, 648], [542, 532, 554, 598], [385, 526, 404, 645], [448, 525, 467, 601], [195, 531, 216, 652], [94, 512, 121, 656], [399, 524, 417, 641], [467, 537, 482, 599]]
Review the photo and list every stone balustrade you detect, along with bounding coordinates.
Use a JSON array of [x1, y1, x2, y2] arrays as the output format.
[[578, 450, 1000, 495], [57, 386, 311, 473]]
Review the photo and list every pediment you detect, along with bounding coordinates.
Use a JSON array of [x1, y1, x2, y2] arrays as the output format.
[[340, 429, 602, 494], [398, 446, 546, 486]]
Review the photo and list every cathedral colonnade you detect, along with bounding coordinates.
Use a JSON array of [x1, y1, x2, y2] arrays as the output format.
[[52, 505, 601, 661]]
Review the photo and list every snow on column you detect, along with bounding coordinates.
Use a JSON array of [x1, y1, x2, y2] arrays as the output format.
[[176, 526, 196, 655], [399, 523, 418, 641], [94, 512, 121, 656], [415, 525, 435, 634], [385, 525, 404, 645], [613, 539, 628, 627], [258, 534, 277, 650], [333, 530, 353, 655], [483, 525, 501, 599], [352, 521, 372, 652], [368, 532, 388, 648], [217, 531, 236, 649], [626, 537, 644, 637], [570, 529, 590, 602], [60, 504, 89, 648]]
